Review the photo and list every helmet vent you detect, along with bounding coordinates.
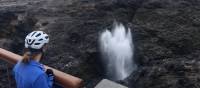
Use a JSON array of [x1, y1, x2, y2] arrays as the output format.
[[31, 32, 36, 37], [27, 40, 35, 45], [38, 39, 43, 41], [35, 43, 41, 45], [45, 36, 49, 39], [36, 33, 41, 37]]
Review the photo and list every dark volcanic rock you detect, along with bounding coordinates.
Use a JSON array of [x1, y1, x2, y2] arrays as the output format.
[[127, 0, 200, 88], [0, 0, 200, 88], [0, 0, 142, 87]]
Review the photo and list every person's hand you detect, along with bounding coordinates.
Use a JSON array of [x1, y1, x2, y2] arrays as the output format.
[[46, 69, 54, 82]]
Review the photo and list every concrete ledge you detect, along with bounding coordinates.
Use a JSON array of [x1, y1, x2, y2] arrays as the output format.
[[95, 79, 128, 88]]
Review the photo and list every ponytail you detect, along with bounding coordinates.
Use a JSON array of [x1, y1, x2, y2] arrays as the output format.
[[22, 51, 31, 63], [22, 48, 43, 63]]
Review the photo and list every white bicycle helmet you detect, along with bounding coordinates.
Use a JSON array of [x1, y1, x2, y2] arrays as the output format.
[[25, 31, 49, 49]]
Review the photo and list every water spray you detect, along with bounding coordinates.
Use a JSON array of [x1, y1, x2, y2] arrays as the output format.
[[100, 23, 137, 80]]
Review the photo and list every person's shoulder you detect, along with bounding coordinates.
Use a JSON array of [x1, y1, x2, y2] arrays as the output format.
[[18, 61, 45, 77], [31, 65, 45, 75]]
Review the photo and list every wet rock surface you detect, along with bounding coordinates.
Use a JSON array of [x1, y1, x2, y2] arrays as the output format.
[[127, 0, 200, 88], [0, 0, 200, 88]]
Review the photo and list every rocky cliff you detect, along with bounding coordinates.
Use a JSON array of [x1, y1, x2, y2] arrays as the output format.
[[0, 0, 200, 88]]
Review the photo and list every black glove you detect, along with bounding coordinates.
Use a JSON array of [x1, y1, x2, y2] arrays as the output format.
[[46, 69, 53, 76], [46, 69, 54, 82]]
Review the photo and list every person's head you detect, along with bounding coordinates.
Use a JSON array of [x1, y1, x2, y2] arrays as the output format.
[[22, 31, 49, 63]]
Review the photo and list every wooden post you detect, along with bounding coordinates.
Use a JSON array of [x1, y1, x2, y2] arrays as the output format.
[[0, 48, 83, 88]]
